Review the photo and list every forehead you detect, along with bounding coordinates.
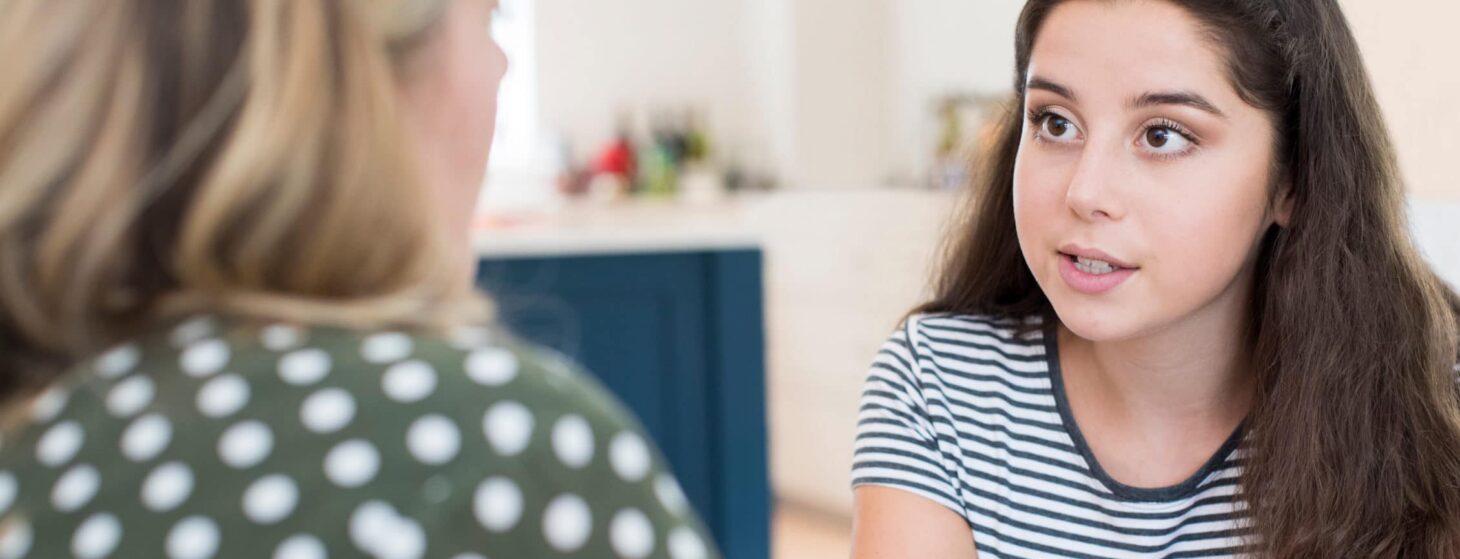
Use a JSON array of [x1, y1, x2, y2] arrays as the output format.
[[1026, 0, 1236, 105]]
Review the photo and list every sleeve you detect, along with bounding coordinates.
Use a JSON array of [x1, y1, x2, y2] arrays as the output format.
[[850, 317, 966, 515]]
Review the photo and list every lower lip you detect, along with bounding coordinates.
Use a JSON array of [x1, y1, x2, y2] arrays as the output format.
[[1058, 254, 1137, 295]]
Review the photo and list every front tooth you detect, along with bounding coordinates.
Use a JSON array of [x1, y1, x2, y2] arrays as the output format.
[[1076, 256, 1116, 274]]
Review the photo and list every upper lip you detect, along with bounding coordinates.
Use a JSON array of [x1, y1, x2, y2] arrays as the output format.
[[1059, 244, 1138, 269]]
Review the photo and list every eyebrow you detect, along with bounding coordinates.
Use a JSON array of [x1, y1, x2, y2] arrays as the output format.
[[1027, 77, 1078, 102], [1025, 75, 1228, 119], [1132, 91, 1227, 119]]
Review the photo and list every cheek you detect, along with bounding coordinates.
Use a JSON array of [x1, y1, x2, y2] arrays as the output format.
[[1140, 165, 1272, 290], [457, 36, 505, 163], [1013, 144, 1073, 252]]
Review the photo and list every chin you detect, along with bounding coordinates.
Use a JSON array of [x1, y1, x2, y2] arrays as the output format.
[[1045, 292, 1151, 343]]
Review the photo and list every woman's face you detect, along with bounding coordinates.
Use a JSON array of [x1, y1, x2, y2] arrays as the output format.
[[399, 0, 508, 259], [1013, 0, 1288, 342]]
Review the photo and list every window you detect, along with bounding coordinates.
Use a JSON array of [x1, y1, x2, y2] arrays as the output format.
[[488, 0, 539, 176]]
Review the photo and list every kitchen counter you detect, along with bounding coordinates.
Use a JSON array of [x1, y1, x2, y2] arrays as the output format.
[[472, 197, 761, 258]]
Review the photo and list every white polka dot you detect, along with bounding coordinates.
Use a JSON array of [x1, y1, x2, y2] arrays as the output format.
[[473, 477, 523, 532], [376, 516, 425, 559], [94, 344, 140, 379], [166, 516, 220, 559], [349, 501, 395, 553], [361, 332, 413, 364], [171, 316, 217, 347], [349, 501, 425, 559], [382, 360, 437, 403], [37, 420, 85, 467], [120, 413, 172, 462], [466, 348, 518, 386], [51, 463, 100, 513], [406, 415, 460, 465], [142, 462, 194, 512], [483, 401, 535, 456], [300, 388, 356, 434], [107, 375, 155, 418], [610, 432, 652, 482], [611, 508, 656, 559], [552, 415, 595, 469], [273, 534, 326, 559], [72, 513, 121, 559], [278, 349, 331, 386], [0, 471, 15, 514], [261, 324, 304, 352], [655, 474, 689, 514], [196, 374, 250, 418], [243, 474, 299, 525], [668, 526, 708, 559], [218, 420, 272, 469], [0, 517, 31, 559], [180, 339, 230, 378], [324, 439, 379, 488], [31, 386, 70, 423], [543, 494, 593, 553]]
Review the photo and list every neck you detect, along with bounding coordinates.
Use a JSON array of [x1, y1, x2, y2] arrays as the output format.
[[1057, 280, 1257, 425]]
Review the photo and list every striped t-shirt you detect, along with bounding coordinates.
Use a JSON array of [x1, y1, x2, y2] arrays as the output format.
[[852, 313, 1252, 558]]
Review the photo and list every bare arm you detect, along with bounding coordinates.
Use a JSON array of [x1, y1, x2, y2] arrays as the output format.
[[851, 486, 978, 559]]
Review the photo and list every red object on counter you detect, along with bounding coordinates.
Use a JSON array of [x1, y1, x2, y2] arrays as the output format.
[[594, 136, 637, 180]]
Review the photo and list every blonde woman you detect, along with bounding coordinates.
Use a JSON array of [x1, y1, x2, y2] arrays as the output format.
[[0, 1, 716, 558]]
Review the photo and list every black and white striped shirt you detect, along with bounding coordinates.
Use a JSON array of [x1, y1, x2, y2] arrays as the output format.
[[853, 313, 1253, 558]]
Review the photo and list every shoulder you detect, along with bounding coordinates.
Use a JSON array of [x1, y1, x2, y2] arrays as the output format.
[[890, 312, 1048, 367], [0, 316, 711, 558]]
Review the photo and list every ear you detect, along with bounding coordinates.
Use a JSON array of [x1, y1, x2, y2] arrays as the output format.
[[1272, 178, 1294, 228]]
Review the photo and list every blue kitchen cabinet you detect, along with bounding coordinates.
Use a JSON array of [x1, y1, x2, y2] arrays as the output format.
[[476, 249, 770, 559]]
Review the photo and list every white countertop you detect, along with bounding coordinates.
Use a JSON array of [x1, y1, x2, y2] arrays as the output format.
[[472, 197, 763, 258]]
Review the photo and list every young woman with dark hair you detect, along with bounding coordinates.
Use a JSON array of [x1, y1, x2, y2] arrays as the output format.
[[852, 1, 1460, 556]]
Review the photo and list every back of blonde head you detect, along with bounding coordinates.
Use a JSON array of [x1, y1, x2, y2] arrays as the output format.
[[0, 0, 485, 401]]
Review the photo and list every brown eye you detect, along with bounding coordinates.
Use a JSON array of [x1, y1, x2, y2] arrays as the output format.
[[1146, 127, 1171, 148], [1045, 116, 1071, 137]]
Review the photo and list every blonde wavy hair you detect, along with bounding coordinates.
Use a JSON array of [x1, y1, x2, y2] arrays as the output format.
[[0, 0, 489, 402]]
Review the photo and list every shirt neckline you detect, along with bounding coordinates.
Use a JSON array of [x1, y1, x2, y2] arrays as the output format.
[[1041, 318, 1247, 502]]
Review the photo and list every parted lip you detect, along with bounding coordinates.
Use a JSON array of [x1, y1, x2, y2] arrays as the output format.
[[1058, 244, 1138, 269]]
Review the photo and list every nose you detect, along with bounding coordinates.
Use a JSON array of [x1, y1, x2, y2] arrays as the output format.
[[1064, 144, 1127, 222], [494, 40, 510, 77]]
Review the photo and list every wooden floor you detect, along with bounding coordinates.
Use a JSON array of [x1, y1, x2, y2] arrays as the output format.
[[772, 502, 853, 559]]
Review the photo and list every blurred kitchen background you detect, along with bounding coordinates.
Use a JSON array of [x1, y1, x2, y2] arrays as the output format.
[[475, 1, 1460, 557]]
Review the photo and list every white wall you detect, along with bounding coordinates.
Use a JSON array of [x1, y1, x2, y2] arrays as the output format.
[[888, 0, 1024, 183], [534, 0, 757, 158], [782, 0, 894, 189], [534, 0, 899, 191], [1339, 0, 1460, 201]]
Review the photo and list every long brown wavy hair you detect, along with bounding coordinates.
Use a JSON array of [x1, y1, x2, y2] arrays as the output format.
[[0, 1, 488, 408], [918, 0, 1460, 555]]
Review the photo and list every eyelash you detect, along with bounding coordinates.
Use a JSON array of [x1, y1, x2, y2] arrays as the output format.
[[1025, 108, 1069, 144], [1143, 117, 1201, 160], [1025, 108, 1202, 160]]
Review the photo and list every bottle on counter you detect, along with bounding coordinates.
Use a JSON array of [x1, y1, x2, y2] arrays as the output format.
[[590, 111, 639, 199]]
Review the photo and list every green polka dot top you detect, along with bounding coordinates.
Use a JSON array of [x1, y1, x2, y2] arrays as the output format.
[[0, 315, 719, 559]]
